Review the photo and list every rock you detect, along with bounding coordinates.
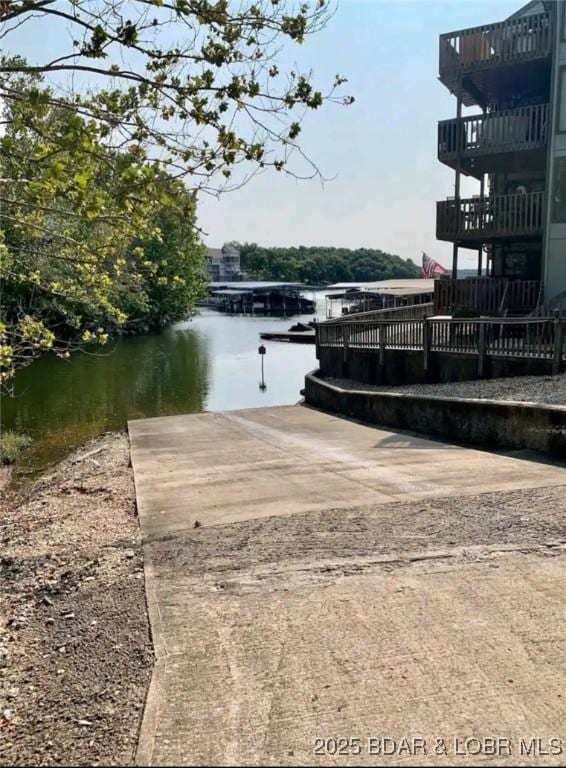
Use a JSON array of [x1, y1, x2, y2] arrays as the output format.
[[7, 614, 27, 629], [124, 549, 135, 559], [76, 719, 93, 727]]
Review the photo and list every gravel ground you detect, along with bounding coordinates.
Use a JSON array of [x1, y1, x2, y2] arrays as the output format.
[[0, 466, 11, 492], [0, 432, 153, 767], [327, 373, 566, 406], [153, 484, 566, 587]]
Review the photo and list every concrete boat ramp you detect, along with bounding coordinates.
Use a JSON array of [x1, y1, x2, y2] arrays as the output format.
[[129, 405, 566, 766]]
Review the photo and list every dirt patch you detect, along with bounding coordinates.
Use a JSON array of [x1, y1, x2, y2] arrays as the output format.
[[0, 432, 153, 766], [148, 483, 566, 590], [0, 466, 11, 492]]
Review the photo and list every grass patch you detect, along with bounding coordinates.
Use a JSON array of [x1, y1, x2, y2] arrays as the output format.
[[1, 431, 32, 465]]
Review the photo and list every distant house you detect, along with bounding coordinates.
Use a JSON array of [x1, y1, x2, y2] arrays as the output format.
[[206, 243, 241, 281]]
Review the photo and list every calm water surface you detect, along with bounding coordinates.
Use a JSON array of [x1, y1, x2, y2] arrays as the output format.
[[1, 292, 325, 475]]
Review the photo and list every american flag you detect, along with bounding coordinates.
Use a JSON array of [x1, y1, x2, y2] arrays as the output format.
[[421, 252, 448, 278]]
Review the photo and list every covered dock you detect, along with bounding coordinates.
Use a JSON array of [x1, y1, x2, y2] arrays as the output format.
[[325, 279, 435, 318], [202, 281, 316, 315]]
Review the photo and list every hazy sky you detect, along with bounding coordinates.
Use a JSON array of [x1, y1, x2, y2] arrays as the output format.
[[197, 0, 520, 268], [9, 0, 522, 268]]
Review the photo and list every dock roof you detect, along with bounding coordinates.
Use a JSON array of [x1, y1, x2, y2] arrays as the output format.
[[327, 279, 435, 296], [210, 289, 253, 296], [210, 281, 305, 291]]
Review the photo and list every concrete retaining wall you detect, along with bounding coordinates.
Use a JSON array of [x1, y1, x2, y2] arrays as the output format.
[[317, 347, 555, 387], [304, 371, 566, 459]]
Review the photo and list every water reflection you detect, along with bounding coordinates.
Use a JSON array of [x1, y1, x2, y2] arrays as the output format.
[[1, 297, 323, 473]]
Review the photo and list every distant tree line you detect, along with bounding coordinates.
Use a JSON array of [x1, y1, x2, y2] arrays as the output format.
[[235, 244, 420, 284]]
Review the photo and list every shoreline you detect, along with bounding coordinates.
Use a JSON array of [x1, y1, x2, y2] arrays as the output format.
[[0, 431, 152, 766]]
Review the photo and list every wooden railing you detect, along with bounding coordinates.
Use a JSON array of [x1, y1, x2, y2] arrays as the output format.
[[318, 320, 423, 354], [439, 11, 551, 77], [428, 318, 558, 358], [433, 278, 541, 316], [326, 302, 434, 324], [317, 317, 565, 374], [438, 103, 549, 159], [437, 192, 544, 241]]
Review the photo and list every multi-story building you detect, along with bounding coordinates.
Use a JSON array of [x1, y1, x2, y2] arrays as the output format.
[[206, 243, 241, 281], [436, 0, 566, 315]]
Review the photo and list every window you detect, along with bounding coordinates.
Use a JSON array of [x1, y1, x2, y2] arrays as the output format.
[[552, 156, 566, 223]]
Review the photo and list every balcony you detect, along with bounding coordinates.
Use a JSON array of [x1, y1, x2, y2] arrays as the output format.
[[439, 12, 552, 106], [438, 103, 549, 178], [434, 277, 541, 316], [437, 191, 544, 244]]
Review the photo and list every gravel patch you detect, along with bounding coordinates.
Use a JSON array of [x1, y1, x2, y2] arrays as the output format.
[[152, 484, 566, 585], [0, 432, 153, 766], [327, 373, 566, 406]]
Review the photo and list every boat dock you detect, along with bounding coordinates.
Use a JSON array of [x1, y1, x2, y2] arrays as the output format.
[[200, 281, 316, 315], [259, 329, 315, 343]]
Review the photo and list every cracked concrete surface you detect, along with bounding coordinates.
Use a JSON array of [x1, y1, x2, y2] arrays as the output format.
[[129, 405, 566, 766]]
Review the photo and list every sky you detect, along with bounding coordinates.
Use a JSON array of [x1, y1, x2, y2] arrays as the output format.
[[197, 0, 521, 268], [8, 0, 522, 268]]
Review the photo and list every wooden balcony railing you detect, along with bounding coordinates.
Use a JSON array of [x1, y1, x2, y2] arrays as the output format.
[[437, 192, 544, 241], [439, 11, 551, 78], [438, 103, 549, 160], [433, 278, 541, 316]]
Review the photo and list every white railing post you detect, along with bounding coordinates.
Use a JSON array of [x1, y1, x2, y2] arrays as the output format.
[[478, 321, 487, 377], [553, 317, 563, 375], [379, 323, 387, 367], [423, 317, 431, 371]]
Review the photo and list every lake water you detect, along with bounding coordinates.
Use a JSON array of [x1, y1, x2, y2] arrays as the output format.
[[1, 292, 326, 475]]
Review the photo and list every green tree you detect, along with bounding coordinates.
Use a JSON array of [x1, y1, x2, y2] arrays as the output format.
[[131, 195, 207, 329], [0, 2, 351, 382], [0, 77, 206, 381], [1, 1, 351, 186], [236, 243, 419, 284]]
